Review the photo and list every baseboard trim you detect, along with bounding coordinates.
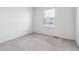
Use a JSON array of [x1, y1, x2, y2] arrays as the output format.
[[0, 32, 33, 44], [33, 32, 74, 40]]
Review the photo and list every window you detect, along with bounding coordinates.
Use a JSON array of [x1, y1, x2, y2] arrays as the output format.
[[44, 8, 55, 27]]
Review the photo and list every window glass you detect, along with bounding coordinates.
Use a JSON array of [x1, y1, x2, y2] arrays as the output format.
[[44, 8, 55, 27]]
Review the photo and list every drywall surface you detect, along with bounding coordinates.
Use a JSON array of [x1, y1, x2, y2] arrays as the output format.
[[76, 7, 79, 46], [0, 7, 33, 42], [34, 7, 75, 40]]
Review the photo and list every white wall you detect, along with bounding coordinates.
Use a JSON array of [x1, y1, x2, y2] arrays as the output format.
[[34, 7, 75, 40], [0, 7, 75, 43], [76, 7, 79, 45], [0, 7, 33, 43]]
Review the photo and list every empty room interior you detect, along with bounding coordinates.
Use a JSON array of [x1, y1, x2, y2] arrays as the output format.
[[0, 7, 79, 51]]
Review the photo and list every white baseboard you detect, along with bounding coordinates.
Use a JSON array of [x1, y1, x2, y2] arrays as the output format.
[[33, 32, 74, 40], [76, 39, 79, 46], [0, 32, 33, 43]]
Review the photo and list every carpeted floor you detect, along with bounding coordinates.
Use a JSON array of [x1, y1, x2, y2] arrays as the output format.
[[0, 33, 78, 51]]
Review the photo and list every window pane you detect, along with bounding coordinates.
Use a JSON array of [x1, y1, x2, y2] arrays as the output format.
[[44, 8, 55, 17], [44, 8, 55, 27]]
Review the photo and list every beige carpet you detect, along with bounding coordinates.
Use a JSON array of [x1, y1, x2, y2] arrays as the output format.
[[0, 33, 78, 51]]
